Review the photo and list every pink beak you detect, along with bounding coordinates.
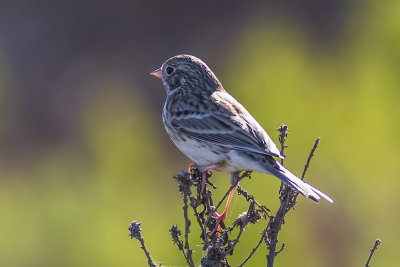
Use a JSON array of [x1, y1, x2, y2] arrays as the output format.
[[150, 68, 163, 79]]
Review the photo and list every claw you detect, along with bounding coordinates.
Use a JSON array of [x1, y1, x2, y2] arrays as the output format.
[[188, 163, 216, 194]]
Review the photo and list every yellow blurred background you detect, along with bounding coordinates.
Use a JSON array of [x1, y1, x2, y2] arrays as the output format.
[[0, 1, 398, 266]]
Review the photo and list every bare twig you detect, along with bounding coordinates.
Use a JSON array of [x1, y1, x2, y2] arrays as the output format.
[[129, 221, 156, 267], [238, 226, 269, 267], [267, 127, 321, 266], [229, 201, 254, 252], [266, 125, 295, 267], [278, 124, 289, 193], [237, 185, 271, 218], [183, 194, 195, 266], [277, 124, 288, 164], [276, 242, 285, 254], [191, 198, 206, 232], [301, 137, 320, 180], [285, 137, 321, 211], [170, 225, 187, 260], [266, 188, 292, 266], [173, 171, 195, 266], [366, 238, 382, 267]]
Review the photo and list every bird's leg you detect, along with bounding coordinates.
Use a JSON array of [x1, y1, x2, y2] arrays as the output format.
[[210, 185, 236, 236], [198, 164, 217, 194], [215, 185, 235, 222], [210, 172, 240, 236], [200, 171, 208, 194]]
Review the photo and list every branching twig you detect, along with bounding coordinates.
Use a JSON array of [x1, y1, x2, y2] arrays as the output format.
[[129, 221, 156, 267], [170, 225, 187, 261], [130, 124, 327, 267], [366, 238, 382, 267], [266, 128, 321, 267], [266, 124, 294, 267], [237, 185, 271, 219]]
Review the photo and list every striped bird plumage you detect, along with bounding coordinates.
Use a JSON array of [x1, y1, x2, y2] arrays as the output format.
[[154, 54, 332, 203]]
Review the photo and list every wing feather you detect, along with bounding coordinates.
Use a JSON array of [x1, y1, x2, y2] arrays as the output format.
[[169, 91, 283, 158]]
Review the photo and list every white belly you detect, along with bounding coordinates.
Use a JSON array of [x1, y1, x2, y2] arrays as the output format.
[[174, 137, 266, 174], [173, 136, 223, 167]]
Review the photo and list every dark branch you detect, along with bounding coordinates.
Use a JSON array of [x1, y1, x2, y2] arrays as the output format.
[[238, 226, 269, 267], [366, 238, 382, 267], [277, 124, 289, 164], [266, 125, 296, 267], [276, 242, 285, 255], [266, 127, 321, 266], [183, 194, 195, 266], [277, 124, 289, 193], [229, 201, 254, 253], [237, 185, 271, 218], [170, 225, 187, 260], [266, 188, 292, 266], [173, 171, 195, 266], [130, 124, 326, 266], [129, 221, 156, 267], [301, 137, 320, 180]]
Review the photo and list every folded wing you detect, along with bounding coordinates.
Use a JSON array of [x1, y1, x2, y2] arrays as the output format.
[[169, 91, 283, 159]]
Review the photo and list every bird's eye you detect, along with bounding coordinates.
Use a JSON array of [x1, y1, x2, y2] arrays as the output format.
[[166, 66, 175, 76]]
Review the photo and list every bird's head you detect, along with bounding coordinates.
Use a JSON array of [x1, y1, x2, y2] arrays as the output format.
[[151, 54, 222, 94]]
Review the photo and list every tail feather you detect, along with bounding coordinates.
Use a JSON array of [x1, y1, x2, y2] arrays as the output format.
[[270, 161, 333, 203]]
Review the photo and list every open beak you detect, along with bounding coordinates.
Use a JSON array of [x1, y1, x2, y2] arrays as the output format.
[[150, 68, 163, 79]]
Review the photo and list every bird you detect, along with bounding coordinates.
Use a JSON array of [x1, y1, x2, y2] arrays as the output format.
[[150, 54, 332, 229]]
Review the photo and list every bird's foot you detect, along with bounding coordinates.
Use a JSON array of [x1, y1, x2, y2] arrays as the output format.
[[208, 209, 227, 237], [188, 163, 216, 194], [187, 163, 197, 173]]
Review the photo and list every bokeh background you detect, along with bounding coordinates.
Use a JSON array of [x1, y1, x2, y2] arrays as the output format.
[[0, 1, 399, 266]]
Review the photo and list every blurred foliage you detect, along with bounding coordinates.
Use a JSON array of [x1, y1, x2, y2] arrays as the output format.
[[0, 1, 399, 266]]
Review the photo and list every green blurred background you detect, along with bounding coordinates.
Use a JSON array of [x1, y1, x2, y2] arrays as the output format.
[[0, 1, 398, 266]]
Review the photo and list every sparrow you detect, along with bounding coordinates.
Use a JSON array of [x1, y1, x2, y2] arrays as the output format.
[[151, 55, 332, 226]]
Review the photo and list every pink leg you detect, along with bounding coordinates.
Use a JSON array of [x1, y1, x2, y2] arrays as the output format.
[[210, 185, 236, 236], [200, 171, 208, 194]]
